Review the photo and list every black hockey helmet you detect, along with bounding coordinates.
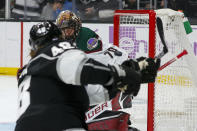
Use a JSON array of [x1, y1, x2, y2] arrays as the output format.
[[29, 21, 61, 50]]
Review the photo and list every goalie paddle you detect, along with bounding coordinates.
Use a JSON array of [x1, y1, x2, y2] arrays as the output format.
[[156, 17, 168, 59]]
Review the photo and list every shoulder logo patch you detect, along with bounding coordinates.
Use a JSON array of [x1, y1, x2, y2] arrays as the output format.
[[87, 38, 98, 50]]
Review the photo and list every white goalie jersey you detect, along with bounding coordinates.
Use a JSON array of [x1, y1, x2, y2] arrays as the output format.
[[85, 44, 129, 105]]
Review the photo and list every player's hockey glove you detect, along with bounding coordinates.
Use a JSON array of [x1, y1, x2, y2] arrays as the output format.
[[109, 64, 141, 95], [120, 59, 142, 96], [137, 57, 161, 83], [121, 57, 160, 83]]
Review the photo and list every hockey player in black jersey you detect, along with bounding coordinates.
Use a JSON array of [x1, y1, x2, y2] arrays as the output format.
[[15, 21, 160, 131]]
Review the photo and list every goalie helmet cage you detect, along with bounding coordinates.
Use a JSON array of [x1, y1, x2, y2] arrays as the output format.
[[114, 9, 197, 131]]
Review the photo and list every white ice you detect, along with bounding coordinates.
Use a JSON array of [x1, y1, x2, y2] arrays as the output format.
[[0, 76, 17, 131]]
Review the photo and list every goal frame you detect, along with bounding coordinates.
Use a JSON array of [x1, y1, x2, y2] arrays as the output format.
[[113, 10, 156, 131]]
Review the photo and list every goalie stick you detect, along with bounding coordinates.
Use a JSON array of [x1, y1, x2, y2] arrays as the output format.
[[156, 17, 188, 71], [156, 17, 168, 59]]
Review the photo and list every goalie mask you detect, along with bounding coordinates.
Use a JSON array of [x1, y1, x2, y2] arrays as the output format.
[[29, 21, 61, 51], [56, 10, 81, 42]]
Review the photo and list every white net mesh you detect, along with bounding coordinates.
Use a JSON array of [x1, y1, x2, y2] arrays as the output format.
[[114, 9, 197, 131]]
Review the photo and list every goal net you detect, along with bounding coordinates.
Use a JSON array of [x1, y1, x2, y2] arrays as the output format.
[[114, 9, 197, 131]]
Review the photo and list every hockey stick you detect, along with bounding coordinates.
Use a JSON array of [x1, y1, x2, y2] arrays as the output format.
[[156, 17, 188, 71], [158, 49, 188, 71], [156, 17, 168, 59]]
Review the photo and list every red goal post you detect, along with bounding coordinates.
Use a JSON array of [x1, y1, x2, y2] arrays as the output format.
[[114, 10, 156, 131], [113, 9, 197, 131]]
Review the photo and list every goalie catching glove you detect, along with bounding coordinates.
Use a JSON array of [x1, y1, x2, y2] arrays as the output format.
[[137, 57, 160, 83], [122, 57, 160, 83]]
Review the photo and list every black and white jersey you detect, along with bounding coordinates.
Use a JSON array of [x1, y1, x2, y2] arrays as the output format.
[[16, 40, 113, 131]]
